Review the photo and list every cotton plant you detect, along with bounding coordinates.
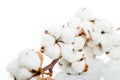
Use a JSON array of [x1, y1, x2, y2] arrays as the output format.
[[7, 8, 120, 80]]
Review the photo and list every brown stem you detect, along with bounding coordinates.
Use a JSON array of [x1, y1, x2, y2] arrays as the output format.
[[29, 57, 60, 79]]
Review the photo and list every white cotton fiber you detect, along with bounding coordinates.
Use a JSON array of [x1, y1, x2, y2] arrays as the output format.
[[100, 35, 114, 52], [19, 49, 40, 70], [74, 36, 86, 51], [15, 68, 32, 80], [101, 60, 120, 80], [61, 44, 84, 63], [68, 17, 83, 31], [58, 58, 69, 71], [7, 59, 20, 77], [65, 66, 78, 75], [61, 27, 74, 43], [80, 59, 104, 80], [41, 33, 55, 47], [107, 47, 120, 59], [75, 8, 95, 21], [54, 72, 83, 80], [113, 33, 120, 47], [71, 61, 86, 73], [93, 19, 114, 34], [45, 44, 61, 59], [47, 25, 63, 38]]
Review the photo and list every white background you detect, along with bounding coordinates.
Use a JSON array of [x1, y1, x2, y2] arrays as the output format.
[[0, 0, 120, 79]]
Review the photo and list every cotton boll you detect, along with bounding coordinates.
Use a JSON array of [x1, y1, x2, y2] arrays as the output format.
[[15, 68, 33, 80], [71, 61, 86, 73], [107, 47, 120, 59], [61, 45, 84, 63], [45, 44, 61, 59], [41, 33, 55, 47], [61, 27, 74, 43], [80, 59, 104, 80], [75, 8, 95, 21], [19, 49, 41, 70], [93, 19, 114, 34], [58, 58, 69, 71], [47, 25, 63, 38], [7, 59, 20, 77], [74, 36, 86, 51], [101, 60, 120, 80]]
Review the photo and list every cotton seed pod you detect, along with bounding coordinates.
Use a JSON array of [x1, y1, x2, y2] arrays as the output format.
[[45, 44, 61, 59], [19, 49, 41, 70], [41, 33, 55, 47]]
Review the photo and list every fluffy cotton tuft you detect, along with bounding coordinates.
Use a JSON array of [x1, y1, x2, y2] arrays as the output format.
[[101, 60, 120, 80], [61, 27, 74, 43], [71, 61, 86, 73], [107, 47, 120, 59], [45, 44, 61, 59], [75, 8, 95, 21], [41, 33, 55, 47], [74, 36, 86, 51], [80, 59, 104, 80], [47, 25, 63, 38], [19, 49, 41, 70], [7, 59, 20, 77], [15, 68, 33, 80], [61, 44, 84, 63]]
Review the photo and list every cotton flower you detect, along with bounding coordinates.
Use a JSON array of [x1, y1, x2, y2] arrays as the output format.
[[45, 44, 61, 59], [19, 49, 41, 70], [15, 68, 33, 80]]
